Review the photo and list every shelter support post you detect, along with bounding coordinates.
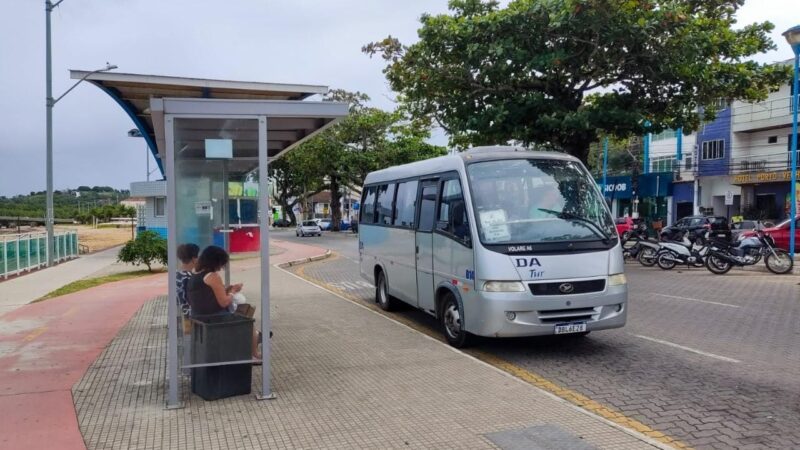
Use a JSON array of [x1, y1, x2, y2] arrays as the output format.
[[165, 115, 182, 409], [257, 116, 276, 400]]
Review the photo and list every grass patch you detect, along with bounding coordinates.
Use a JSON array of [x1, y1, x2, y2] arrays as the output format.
[[34, 269, 164, 302]]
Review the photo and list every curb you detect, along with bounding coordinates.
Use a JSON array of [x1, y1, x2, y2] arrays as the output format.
[[278, 249, 332, 268]]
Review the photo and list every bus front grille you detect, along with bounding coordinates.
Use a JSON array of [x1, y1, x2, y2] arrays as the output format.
[[529, 279, 606, 296], [537, 307, 599, 324]]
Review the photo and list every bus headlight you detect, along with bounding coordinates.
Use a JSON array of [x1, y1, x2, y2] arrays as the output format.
[[608, 273, 627, 286], [482, 281, 526, 292]]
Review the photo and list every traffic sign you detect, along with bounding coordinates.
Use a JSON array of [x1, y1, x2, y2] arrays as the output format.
[[724, 191, 734, 206]]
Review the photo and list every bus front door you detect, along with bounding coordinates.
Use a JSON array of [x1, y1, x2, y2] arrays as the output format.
[[415, 180, 437, 313]]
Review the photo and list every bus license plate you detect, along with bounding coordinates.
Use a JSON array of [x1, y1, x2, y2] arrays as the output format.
[[554, 323, 587, 335]]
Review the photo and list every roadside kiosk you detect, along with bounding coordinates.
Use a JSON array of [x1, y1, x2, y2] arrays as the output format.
[[75, 70, 348, 407]]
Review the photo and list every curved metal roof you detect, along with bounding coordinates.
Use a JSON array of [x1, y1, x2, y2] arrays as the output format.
[[70, 70, 335, 176]]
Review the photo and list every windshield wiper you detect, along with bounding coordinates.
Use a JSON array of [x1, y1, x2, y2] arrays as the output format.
[[537, 208, 612, 244]]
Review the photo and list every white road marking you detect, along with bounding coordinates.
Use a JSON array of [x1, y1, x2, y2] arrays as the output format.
[[650, 293, 740, 308], [631, 334, 741, 363]]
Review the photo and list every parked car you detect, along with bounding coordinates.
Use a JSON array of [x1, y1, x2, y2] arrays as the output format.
[[615, 217, 647, 240], [740, 215, 800, 252], [661, 215, 731, 242], [615, 217, 635, 240], [730, 220, 765, 240], [296, 220, 322, 237], [317, 219, 332, 231]]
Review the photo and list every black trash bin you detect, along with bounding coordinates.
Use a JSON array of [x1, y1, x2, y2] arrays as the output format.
[[190, 314, 254, 401]]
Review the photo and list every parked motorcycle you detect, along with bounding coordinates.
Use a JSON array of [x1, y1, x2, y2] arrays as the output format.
[[705, 229, 793, 275], [621, 224, 660, 267], [655, 230, 709, 270]]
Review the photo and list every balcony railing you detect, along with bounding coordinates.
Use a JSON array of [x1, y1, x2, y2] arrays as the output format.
[[732, 96, 794, 126]]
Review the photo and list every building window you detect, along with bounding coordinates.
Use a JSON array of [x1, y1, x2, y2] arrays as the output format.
[[768, 136, 778, 144], [701, 140, 725, 160], [154, 197, 165, 217], [685, 155, 693, 170], [652, 156, 676, 173]]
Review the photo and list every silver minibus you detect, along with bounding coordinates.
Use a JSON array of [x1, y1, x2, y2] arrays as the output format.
[[359, 146, 627, 347]]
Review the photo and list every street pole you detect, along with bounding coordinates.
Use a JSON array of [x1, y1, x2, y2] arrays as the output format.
[[791, 52, 798, 259], [602, 137, 608, 195], [784, 25, 800, 259], [45, 0, 115, 266], [45, 0, 56, 266], [643, 121, 651, 175]]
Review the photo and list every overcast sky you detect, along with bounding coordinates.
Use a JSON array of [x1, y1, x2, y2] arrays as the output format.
[[0, 0, 797, 197]]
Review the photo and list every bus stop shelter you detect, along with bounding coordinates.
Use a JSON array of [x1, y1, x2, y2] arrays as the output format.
[[73, 70, 348, 407]]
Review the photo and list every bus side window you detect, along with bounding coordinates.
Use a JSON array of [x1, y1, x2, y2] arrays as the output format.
[[361, 186, 377, 223], [393, 180, 419, 228], [376, 184, 396, 225], [438, 178, 470, 243], [417, 183, 438, 232]]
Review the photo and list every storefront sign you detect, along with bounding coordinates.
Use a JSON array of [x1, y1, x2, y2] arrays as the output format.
[[732, 170, 792, 184]]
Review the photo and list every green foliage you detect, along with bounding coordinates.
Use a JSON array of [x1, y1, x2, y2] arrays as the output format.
[[270, 90, 446, 229], [117, 230, 167, 272], [0, 186, 131, 221], [364, 0, 790, 163]]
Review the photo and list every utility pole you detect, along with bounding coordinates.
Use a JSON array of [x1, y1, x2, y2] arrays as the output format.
[[44, 0, 116, 266], [45, 0, 57, 266]]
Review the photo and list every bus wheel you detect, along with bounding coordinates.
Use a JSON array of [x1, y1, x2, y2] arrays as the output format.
[[441, 293, 474, 348], [375, 271, 398, 311]]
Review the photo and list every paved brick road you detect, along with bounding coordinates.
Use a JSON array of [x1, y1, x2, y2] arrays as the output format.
[[278, 231, 800, 450]]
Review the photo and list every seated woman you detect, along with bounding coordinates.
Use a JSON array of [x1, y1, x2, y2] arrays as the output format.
[[187, 245, 260, 360]]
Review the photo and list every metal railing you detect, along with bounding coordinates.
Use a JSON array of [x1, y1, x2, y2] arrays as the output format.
[[733, 96, 794, 125], [1, 229, 79, 279]]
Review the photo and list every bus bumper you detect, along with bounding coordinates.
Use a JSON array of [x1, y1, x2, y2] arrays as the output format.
[[464, 285, 628, 338]]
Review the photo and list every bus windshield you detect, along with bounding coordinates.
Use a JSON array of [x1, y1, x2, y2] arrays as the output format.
[[466, 158, 615, 245]]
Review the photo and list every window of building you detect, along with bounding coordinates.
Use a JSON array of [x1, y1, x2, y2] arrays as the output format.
[[652, 156, 676, 173], [154, 197, 165, 217], [360, 186, 377, 223], [701, 140, 725, 160], [376, 183, 396, 225], [437, 178, 470, 242], [393, 180, 418, 228], [768, 136, 778, 144], [685, 155, 693, 170]]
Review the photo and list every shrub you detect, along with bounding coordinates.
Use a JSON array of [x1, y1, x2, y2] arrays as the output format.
[[118, 230, 167, 272]]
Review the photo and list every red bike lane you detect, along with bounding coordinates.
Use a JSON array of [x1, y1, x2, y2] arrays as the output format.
[[0, 238, 326, 450]]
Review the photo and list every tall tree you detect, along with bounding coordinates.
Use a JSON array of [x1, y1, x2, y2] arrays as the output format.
[[364, 0, 790, 163], [268, 150, 324, 226], [282, 91, 446, 230]]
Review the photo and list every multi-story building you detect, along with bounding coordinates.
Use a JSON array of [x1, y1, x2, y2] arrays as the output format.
[[730, 67, 798, 221], [635, 66, 797, 224]]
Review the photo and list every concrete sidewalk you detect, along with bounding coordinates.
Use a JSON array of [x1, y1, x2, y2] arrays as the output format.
[[0, 246, 124, 316], [69, 241, 664, 449]]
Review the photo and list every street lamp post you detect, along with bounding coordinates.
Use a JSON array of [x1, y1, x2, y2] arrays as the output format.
[[44, 0, 116, 266], [784, 25, 800, 259]]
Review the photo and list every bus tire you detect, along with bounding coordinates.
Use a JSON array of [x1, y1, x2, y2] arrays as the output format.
[[440, 292, 474, 348], [375, 270, 398, 311]]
